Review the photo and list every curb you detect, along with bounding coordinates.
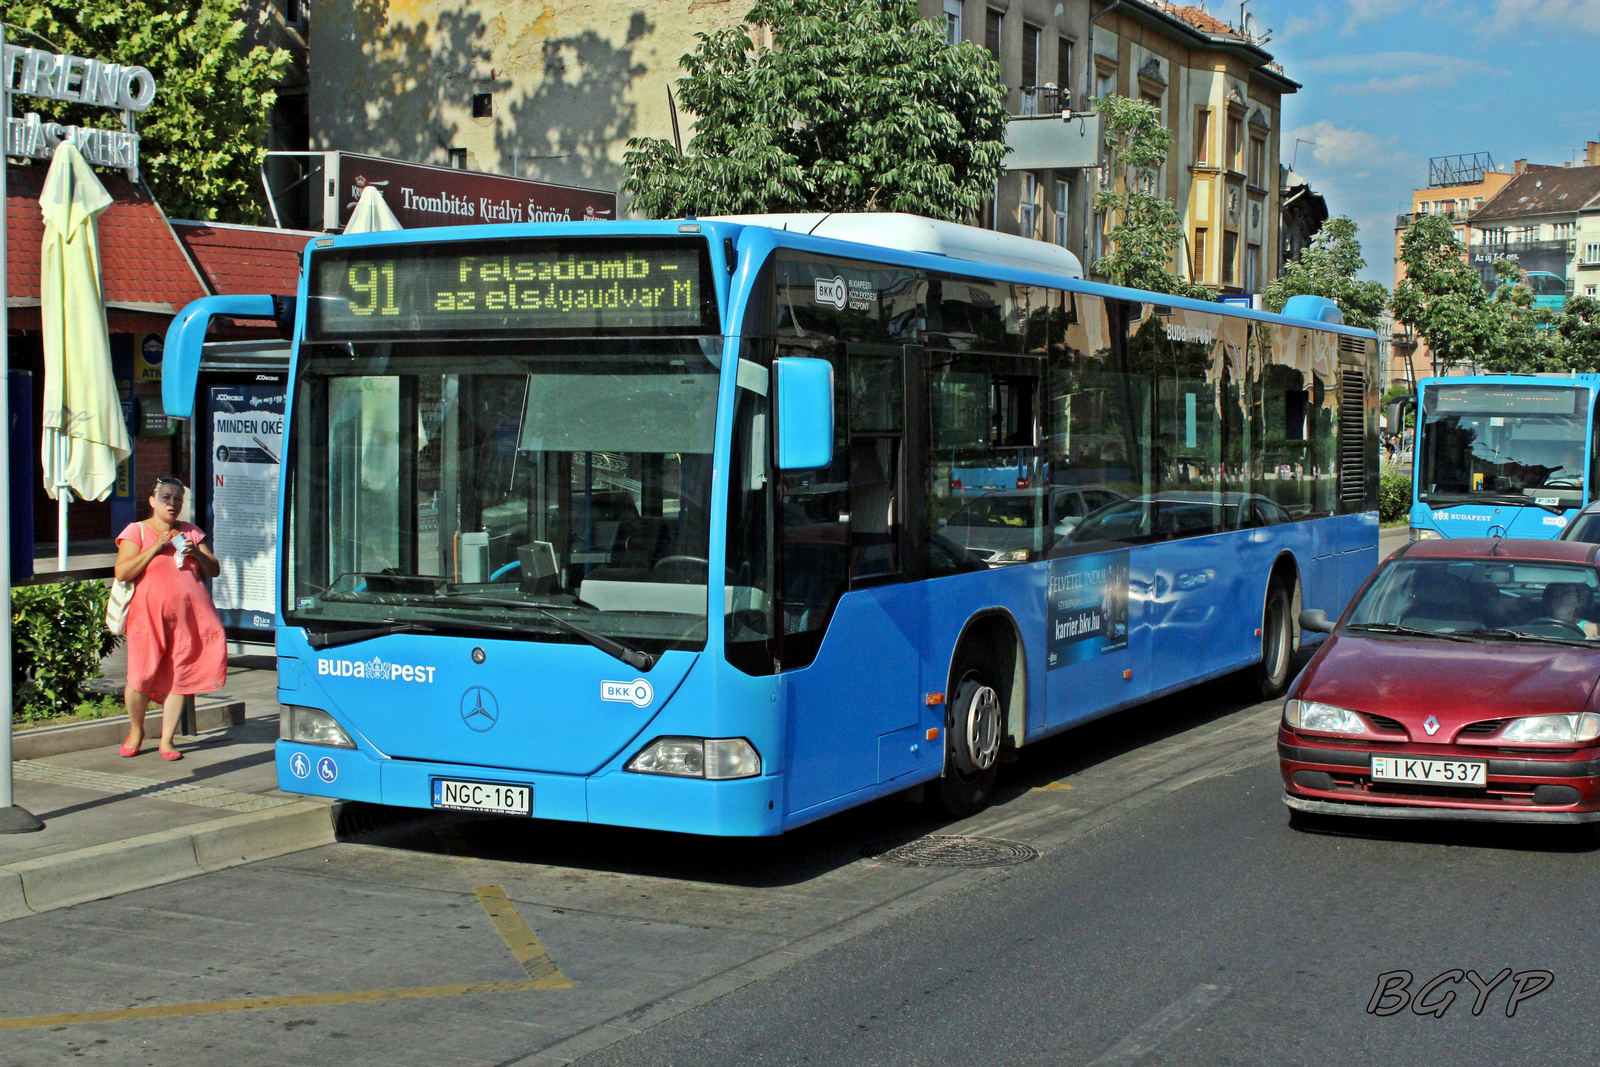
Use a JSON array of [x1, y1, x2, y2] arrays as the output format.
[[0, 800, 337, 923], [10, 700, 248, 760]]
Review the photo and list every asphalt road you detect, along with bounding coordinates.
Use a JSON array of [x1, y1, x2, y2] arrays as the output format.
[[12, 576, 1600, 1067]]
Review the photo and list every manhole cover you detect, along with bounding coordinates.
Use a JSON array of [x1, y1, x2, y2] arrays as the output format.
[[865, 835, 1039, 869]]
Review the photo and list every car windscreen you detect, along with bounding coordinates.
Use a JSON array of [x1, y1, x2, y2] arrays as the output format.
[[1347, 558, 1600, 642], [947, 495, 1040, 528], [1562, 514, 1600, 543]]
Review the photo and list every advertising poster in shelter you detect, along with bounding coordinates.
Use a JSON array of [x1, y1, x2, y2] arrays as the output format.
[[1046, 550, 1130, 670], [204, 378, 285, 634]]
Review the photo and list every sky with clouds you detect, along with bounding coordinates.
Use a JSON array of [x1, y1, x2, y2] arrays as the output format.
[[1255, 0, 1600, 283]]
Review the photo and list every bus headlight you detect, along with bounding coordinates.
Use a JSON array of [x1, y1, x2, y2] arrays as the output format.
[[625, 737, 762, 780], [279, 705, 356, 748], [1409, 527, 1441, 541]]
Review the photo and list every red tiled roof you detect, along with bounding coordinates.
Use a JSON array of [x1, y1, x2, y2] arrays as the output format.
[[1148, 1, 1243, 38], [172, 220, 316, 296], [5, 163, 209, 313]]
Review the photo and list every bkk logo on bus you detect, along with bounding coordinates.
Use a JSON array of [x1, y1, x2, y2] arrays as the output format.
[[317, 657, 437, 683]]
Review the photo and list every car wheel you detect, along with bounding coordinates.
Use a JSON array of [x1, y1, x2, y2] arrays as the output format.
[[1248, 577, 1294, 700], [932, 641, 1004, 817]]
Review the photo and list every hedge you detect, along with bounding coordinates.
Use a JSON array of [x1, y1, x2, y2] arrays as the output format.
[[1379, 474, 1411, 525], [11, 580, 121, 723]]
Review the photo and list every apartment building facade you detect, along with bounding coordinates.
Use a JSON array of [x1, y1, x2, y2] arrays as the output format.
[[1391, 146, 1600, 384], [301, 0, 1296, 294]]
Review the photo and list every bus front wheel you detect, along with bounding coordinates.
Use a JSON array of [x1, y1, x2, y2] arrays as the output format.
[[932, 643, 1004, 817]]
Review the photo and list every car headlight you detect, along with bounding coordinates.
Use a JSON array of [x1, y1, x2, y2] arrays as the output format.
[[1500, 713, 1600, 744], [279, 705, 356, 748], [1409, 527, 1442, 541], [987, 548, 1032, 563], [1284, 699, 1368, 735], [625, 737, 762, 780]]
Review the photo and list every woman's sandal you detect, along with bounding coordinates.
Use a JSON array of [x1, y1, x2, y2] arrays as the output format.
[[160, 749, 183, 761], [119, 742, 141, 758]]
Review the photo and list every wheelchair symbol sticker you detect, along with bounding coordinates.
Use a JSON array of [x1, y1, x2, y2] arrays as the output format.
[[289, 751, 310, 779], [316, 756, 338, 784]]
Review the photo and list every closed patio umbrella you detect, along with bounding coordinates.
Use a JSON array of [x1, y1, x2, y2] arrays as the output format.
[[345, 185, 402, 234], [38, 142, 131, 568]]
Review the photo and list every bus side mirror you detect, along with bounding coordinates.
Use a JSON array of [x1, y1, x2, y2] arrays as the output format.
[[773, 357, 834, 470], [162, 294, 279, 418], [1299, 608, 1335, 634], [1386, 395, 1414, 432]]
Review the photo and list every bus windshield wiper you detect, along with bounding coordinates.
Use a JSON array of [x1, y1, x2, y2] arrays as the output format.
[[1345, 622, 1474, 643], [441, 594, 658, 671], [304, 621, 438, 649]]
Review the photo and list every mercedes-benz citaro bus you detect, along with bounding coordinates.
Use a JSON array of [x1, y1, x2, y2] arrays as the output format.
[[1404, 374, 1600, 541], [161, 212, 1379, 834]]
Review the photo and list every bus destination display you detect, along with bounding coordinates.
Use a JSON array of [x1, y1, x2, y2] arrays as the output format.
[[309, 240, 707, 337]]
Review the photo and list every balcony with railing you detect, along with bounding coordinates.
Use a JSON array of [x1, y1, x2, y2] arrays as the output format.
[[1017, 85, 1073, 117]]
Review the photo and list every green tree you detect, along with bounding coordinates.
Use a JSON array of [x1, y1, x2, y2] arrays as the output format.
[[622, 0, 1008, 220], [1261, 215, 1388, 330], [1391, 214, 1500, 371], [1481, 258, 1557, 372], [1090, 94, 1210, 299], [1551, 294, 1600, 371], [2, 1, 290, 222]]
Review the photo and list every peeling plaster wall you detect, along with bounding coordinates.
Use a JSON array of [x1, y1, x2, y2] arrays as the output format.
[[309, 0, 744, 212]]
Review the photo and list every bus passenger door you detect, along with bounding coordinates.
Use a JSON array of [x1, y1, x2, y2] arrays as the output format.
[[781, 344, 924, 815]]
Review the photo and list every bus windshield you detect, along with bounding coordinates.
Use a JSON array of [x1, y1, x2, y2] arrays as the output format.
[[284, 337, 722, 653], [1417, 383, 1587, 508]]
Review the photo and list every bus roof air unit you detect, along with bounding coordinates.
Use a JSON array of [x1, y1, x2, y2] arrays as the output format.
[[708, 212, 1085, 280]]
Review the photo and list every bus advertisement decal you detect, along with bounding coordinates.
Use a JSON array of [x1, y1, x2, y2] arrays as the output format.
[[1046, 551, 1130, 670]]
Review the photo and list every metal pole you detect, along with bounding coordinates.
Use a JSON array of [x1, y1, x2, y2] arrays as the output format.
[[56, 435, 67, 571], [0, 22, 45, 832]]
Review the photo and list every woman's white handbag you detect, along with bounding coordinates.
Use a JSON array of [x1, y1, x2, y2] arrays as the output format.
[[106, 578, 135, 636]]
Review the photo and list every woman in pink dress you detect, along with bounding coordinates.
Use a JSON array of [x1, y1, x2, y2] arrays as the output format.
[[114, 477, 226, 761]]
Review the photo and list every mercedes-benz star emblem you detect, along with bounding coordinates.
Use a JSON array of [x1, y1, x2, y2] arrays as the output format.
[[1423, 715, 1441, 736], [460, 686, 500, 732]]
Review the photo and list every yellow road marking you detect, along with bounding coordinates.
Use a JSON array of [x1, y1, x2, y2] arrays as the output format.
[[0, 885, 573, 1032], [1035, 781, 1075, 791], [0, 980, 543, 1032], [475, 884, 574, 988]]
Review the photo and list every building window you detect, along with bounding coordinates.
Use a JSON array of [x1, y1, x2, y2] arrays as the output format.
[[1095, 63, 1116, 99], [944, 0, 963, 45], [284, 0, 304, 25], [1222, 230, 1239, 286], [1555, 222, 1575, 241], [985, 9, 1002, 69], [1057, 38, 1073, 101], [1226, 113, 1243, 172], [1246, 243, 1261, 293], [1192, 228, 1207, 282], [1587, 285, 1598, 297], [1020, 173, 1038, 239], [1587, 242, 1600, 263], [1455, 227, 1465, 243], [1094, 209, 1107, 261], [448, 147, 468, 169], [1055, 178, 1072, 248], [1022, 24, 1039, 88], [1193, 109, 1211, 164], [1248, 137, 1265, 187], [471, 93, 493, 119]]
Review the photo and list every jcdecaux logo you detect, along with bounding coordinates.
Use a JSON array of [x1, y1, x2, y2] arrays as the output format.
[[317, 656, 436, 683]]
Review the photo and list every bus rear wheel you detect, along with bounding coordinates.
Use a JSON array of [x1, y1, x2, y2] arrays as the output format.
[[932, 643, 1004, 817], [1248, 577, 1294, 700]]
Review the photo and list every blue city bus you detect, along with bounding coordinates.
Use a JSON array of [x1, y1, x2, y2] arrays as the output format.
[[1406, 374, 1600, 540], [162, 213, 1379, 834]]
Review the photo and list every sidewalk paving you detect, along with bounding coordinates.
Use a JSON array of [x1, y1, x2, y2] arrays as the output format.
[[2, 650, 337, 923]]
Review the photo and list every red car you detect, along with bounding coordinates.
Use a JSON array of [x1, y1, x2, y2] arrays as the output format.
[[1281, 537, 1600, 826]]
